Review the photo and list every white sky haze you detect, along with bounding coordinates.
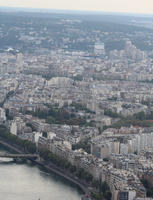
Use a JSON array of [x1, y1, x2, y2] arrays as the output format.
[[0, 0, 153, 14]]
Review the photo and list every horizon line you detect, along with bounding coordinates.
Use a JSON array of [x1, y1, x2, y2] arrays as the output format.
[[0, 6, 153, 17]]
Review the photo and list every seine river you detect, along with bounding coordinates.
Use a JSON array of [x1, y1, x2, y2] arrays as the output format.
[[0, 146, 82, 200]]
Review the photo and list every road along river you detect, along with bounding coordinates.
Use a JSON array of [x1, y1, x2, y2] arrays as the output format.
[[0, 145, 83, 200]]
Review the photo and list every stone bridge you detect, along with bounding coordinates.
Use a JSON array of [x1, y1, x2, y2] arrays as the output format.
[[0, 153, 38, 159]]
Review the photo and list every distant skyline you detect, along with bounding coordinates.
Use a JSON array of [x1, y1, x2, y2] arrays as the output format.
[[0, 0, 153, 14]]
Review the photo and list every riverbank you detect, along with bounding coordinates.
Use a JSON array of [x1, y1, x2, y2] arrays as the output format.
[[0, 139, 89, 196], [0, 148, 82, 200]]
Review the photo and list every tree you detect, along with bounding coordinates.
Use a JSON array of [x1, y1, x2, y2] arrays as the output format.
[[101, 181, 109, 193], [134, 111, 146, 120], [5, 109, 13, 120], [105, 191, 112, 200], [141, 178, 150, 189]]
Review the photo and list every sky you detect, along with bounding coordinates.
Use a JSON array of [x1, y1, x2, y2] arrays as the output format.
[[0, 0, 153, 14]]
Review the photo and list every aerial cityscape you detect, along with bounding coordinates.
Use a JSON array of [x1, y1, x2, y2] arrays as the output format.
[[1, 3, 153, 200]]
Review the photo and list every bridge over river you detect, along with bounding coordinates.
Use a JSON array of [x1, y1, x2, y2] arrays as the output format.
[[0, 139, 90, 196], [0, 153, 38, 159]]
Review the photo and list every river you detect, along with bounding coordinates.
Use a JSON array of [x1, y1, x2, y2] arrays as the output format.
[[0, 146, 83, 200]]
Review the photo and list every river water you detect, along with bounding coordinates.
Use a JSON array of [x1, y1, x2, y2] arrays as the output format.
[[0, 147, 82, 200]]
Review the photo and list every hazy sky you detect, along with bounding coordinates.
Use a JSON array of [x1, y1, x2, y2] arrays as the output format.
[[0, 0, 153, 14]]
